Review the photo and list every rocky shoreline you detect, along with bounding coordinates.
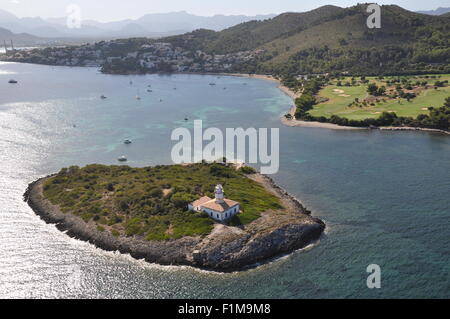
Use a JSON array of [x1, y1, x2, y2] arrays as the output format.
[[24, 173, 325, 272]]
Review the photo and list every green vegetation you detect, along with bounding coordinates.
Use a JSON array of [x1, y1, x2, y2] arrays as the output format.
[[42, 163, 282, 240], [163, 4, 450, 77], [7, 5, 449, 78], [293, 75, 450, 130], [308, 75, 450, 120]]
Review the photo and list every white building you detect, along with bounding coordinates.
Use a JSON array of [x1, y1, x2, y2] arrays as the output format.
[[188, 185, 240, 222]]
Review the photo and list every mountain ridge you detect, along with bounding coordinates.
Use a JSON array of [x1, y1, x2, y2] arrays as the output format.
[[0, 9, 275, 39]]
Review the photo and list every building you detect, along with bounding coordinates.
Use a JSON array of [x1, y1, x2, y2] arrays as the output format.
[[188, 185, 240, 222]]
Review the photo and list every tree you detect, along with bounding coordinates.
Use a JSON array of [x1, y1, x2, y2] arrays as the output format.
[[367, 83, 379, 95]]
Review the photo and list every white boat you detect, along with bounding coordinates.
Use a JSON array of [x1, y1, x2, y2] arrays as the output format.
[[118, 156, 127, 162]]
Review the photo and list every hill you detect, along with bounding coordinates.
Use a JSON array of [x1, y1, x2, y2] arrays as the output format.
[[0, 27, 41, 46], [2, 4, 449, 77], [163, 4, 450, 76], [416, 7, 450, 15]]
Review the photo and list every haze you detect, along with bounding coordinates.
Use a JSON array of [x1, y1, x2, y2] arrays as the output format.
[[2, 0, 449, 22]]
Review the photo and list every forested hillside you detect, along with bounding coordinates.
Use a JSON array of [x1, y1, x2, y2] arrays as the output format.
[[163, 4, 450, 77]]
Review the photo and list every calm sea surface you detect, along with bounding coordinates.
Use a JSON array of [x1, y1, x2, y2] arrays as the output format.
[[0, 62, 449, 298]]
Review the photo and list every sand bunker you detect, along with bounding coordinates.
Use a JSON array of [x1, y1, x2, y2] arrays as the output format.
[[339, 94, 351, 97], [333, 89, 345, 94]]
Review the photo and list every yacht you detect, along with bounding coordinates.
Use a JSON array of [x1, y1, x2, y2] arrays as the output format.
[[118, 156, 127, 162]]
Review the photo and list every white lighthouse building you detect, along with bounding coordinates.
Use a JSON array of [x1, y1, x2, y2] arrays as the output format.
[[188, 184, 240, 222]]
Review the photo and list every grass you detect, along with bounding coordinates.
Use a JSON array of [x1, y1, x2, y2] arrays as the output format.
[[42, 163, 283, 241], [308, 75, 450, 120]]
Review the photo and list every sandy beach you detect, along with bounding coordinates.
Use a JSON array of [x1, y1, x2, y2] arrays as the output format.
[[232, 73, 449, 134], [231, 73, 367, 130]]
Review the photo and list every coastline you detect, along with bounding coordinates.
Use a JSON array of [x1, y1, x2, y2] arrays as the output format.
[[232, 73, 450, 135], [24, 172, 325, 272], [230, 73, 368, 130]]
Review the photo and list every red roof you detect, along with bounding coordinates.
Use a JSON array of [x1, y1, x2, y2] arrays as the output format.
[[201, 198, 240, 213], [191, 196, 212, 207]]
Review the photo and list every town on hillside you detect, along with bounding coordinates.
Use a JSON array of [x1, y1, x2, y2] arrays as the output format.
[[1, 40, 263, 74]]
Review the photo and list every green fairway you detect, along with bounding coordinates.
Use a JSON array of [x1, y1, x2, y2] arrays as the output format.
[[308, 75, 450, 120]]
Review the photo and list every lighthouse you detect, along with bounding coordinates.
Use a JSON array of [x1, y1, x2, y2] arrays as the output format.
[[215, 184, 225, 203], [188, 184, 240, 222]]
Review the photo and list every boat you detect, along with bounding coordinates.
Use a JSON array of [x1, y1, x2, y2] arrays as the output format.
[[184, 117, 189, 121], [136, 96, 141, 100], [118, 156, 127, 162], [147, 89, 152, 93], [100, 95, 107, 99], [209, 83, 216, 86], [8, 79, 18, 84], [124, 139, 132, 145]]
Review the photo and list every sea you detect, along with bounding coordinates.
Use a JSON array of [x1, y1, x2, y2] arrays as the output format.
[[0, 61, 449, 298]]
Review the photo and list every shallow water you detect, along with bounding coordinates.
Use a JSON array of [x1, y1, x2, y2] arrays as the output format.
[[0, 62, 449, 298]]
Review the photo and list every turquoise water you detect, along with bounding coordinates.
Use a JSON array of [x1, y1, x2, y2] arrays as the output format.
[[0, 62, 449, 298]]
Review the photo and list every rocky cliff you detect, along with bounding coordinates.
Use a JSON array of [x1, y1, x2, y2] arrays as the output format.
[[24, 174, 325, 272]]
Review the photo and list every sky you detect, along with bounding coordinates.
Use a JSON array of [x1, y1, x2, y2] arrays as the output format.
[[1, 0, 449, 22]]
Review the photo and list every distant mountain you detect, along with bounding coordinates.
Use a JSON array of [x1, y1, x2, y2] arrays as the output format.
[[0, 27, 41, 46], [416, 7, 450, 15], [0, 9, 275, 39]]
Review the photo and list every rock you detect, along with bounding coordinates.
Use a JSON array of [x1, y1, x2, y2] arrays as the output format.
[[24, 174, 325, 272]]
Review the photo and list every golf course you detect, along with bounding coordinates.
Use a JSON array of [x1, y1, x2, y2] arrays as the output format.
[[308, 75, 450, 120]]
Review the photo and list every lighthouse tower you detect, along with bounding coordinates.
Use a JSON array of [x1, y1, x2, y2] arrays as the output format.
[[214, 184, 225, 203]]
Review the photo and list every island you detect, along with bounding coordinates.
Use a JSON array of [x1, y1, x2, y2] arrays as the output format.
[[24, 162, 325, 272]]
